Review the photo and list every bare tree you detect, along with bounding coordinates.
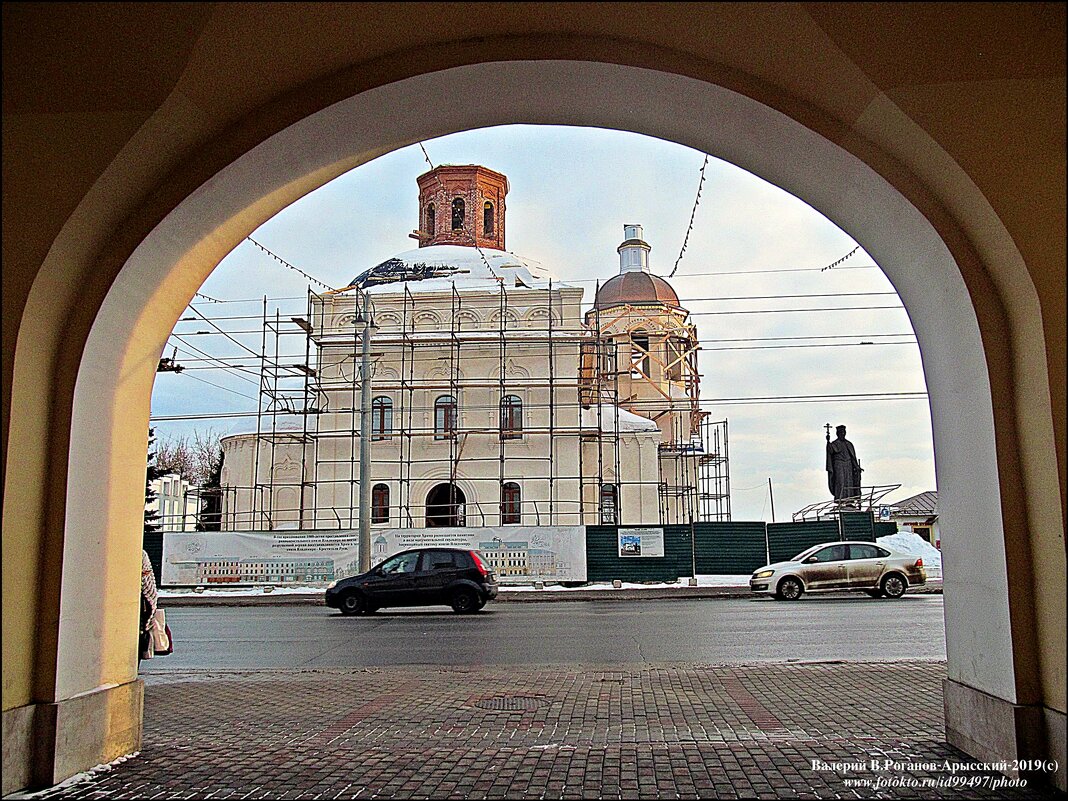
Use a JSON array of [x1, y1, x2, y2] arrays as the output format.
[[156, 429, 223, 486]]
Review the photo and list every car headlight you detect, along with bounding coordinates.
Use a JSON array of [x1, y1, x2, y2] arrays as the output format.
[[753, 570, 774, 579], [326, 580, 338, 590]]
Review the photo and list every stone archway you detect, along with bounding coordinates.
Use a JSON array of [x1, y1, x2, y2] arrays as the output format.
[[4, 46, 1063, 793]]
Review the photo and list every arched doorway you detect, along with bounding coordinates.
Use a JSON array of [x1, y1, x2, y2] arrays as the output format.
[[3, 11, 1062, 793], [425, 483, 466, 528]]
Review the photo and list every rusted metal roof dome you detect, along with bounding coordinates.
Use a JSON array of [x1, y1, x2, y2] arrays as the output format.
[[593, 271, 680, 309]]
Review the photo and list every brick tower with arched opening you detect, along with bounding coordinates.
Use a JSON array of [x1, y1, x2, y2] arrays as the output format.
[[412, 164, 508, 250]]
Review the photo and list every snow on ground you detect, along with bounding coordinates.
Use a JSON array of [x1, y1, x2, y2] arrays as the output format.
[[877, 531, 943, 579]]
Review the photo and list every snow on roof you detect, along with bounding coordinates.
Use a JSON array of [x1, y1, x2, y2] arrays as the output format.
[[580, 405, 660, 433], [222, 416, 307, 439], [344, 245, 571, 295]]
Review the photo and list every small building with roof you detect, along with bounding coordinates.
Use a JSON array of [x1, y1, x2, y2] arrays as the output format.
[[882, 490, 940, 548]]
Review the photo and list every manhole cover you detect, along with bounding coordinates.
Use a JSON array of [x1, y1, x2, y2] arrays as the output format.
[[474, 695, 546, 711]]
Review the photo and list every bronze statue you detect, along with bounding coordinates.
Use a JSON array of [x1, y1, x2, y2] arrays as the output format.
[[826, 424, 863, 500]]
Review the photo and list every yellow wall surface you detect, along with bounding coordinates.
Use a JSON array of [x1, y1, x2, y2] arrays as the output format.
[[3, 0, 1063, 736]]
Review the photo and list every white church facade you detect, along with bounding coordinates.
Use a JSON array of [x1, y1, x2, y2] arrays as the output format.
[[219, 165, 726, 531]]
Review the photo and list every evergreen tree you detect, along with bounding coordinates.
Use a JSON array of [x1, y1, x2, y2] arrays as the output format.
[[144, 428, 163, 535], [196, 445, 224, 531]]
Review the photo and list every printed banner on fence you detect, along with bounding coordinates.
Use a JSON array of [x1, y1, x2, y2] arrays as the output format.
[[618, 527, 665, 558], [372, 526, 587, 583], [162, 526, 587, 586], [162, 530, 362, 587]]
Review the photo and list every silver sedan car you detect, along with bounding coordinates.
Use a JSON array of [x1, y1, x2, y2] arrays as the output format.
[[749, 540, 926, 601]]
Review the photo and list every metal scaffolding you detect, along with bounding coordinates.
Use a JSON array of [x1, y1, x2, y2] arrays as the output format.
[[220, 280, 731, 530]]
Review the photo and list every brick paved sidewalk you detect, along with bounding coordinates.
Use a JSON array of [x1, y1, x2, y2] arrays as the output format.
[[10, 662, 1052, 799]]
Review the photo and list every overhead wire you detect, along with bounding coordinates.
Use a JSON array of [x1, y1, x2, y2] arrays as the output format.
[[668, 154, 708, 278], [168, 335, 262, 385], [149, 390, 929, 423], [822, 245, 861, 272], [177, 371, 261, 402], [245, 236, 335, 291], [186, 265, 885, 307]]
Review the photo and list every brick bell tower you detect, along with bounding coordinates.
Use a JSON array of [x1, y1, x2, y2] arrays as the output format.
[[411, 165, 508, 250]]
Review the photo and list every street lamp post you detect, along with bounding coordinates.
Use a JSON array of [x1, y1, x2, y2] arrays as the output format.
[[358, 290, 374, 572]]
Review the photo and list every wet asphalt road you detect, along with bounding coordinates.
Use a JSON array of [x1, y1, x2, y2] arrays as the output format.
[[142, 595, 945, 672]]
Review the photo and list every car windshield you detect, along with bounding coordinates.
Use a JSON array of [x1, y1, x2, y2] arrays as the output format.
[[790, 545, 822, 562], [377, 552, 420, 574]]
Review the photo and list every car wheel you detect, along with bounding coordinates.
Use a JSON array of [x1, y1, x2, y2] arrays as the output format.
[[339, 591, 366, 616], [775, 577, 804, 601], [865, 589, 884, 598], [881, 573, 907, 599], [450, 588, 480, 614]]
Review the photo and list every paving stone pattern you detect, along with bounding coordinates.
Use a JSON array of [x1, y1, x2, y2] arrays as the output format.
[[20, 662, 1050, 799]]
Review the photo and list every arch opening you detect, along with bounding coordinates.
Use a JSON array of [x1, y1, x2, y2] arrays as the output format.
[[426, 483, 466, 528], [9, 57, 1058, 792]]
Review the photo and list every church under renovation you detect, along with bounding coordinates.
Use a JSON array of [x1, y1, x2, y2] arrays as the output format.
[[219, 165, 729, 531]]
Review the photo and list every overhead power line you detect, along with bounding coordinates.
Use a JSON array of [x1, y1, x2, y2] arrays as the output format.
[[822, 245, 861, 272], [178, 371, 260, 402], [176, 292, 902, 324], [669, 154, 709, 278], [187, 264, 886, 306], [149, 391, 928, 423], [246, 237, 334, 291]]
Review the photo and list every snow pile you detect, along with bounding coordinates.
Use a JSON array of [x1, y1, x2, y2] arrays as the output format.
[[877, 531, 943, 580], [159, 585, 323, 598], [580, 405, 660, 433]]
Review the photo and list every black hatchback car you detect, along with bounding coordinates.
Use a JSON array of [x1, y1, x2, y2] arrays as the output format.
[[325, 547, 498, 615]]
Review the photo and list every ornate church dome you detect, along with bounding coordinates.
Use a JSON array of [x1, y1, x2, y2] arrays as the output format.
[[592, 224, 681, 310], [593, 271, 680, 309]]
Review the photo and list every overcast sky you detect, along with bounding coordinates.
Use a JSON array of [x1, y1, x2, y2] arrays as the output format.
[[151, 124, 935, 522]]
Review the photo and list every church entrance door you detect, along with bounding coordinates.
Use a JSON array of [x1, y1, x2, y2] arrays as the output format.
[[426, 483, 466, 527]]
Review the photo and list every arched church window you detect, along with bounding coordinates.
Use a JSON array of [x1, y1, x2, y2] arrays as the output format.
[[451, 198, 465, 231], [500, 395, 522, 440], [501, 482, 521, 524], [666, 337, 686, 381], [425, 203, 435, 235], [371, 484, 390, 524], [631, 332, 650, 377], [600, 483, 618, 525], [435, 395, 457, 439], [371, 396, 392, 440], [483, 201, 494, 235]]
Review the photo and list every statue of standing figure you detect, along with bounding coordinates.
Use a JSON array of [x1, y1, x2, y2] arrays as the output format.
[[826, 424, 863, 500]]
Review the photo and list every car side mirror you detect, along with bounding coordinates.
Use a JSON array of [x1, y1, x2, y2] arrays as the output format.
[[804, 556, 818, 564]]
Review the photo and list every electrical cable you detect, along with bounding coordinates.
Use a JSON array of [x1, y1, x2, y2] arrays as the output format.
[[177, 371, 261, 402], [245, 237, 335, 291], [669, 154, 708, 278], [149, 391, 928, 422]]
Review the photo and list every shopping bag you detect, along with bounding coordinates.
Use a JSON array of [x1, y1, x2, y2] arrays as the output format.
[[150, 608, 172, 655]]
